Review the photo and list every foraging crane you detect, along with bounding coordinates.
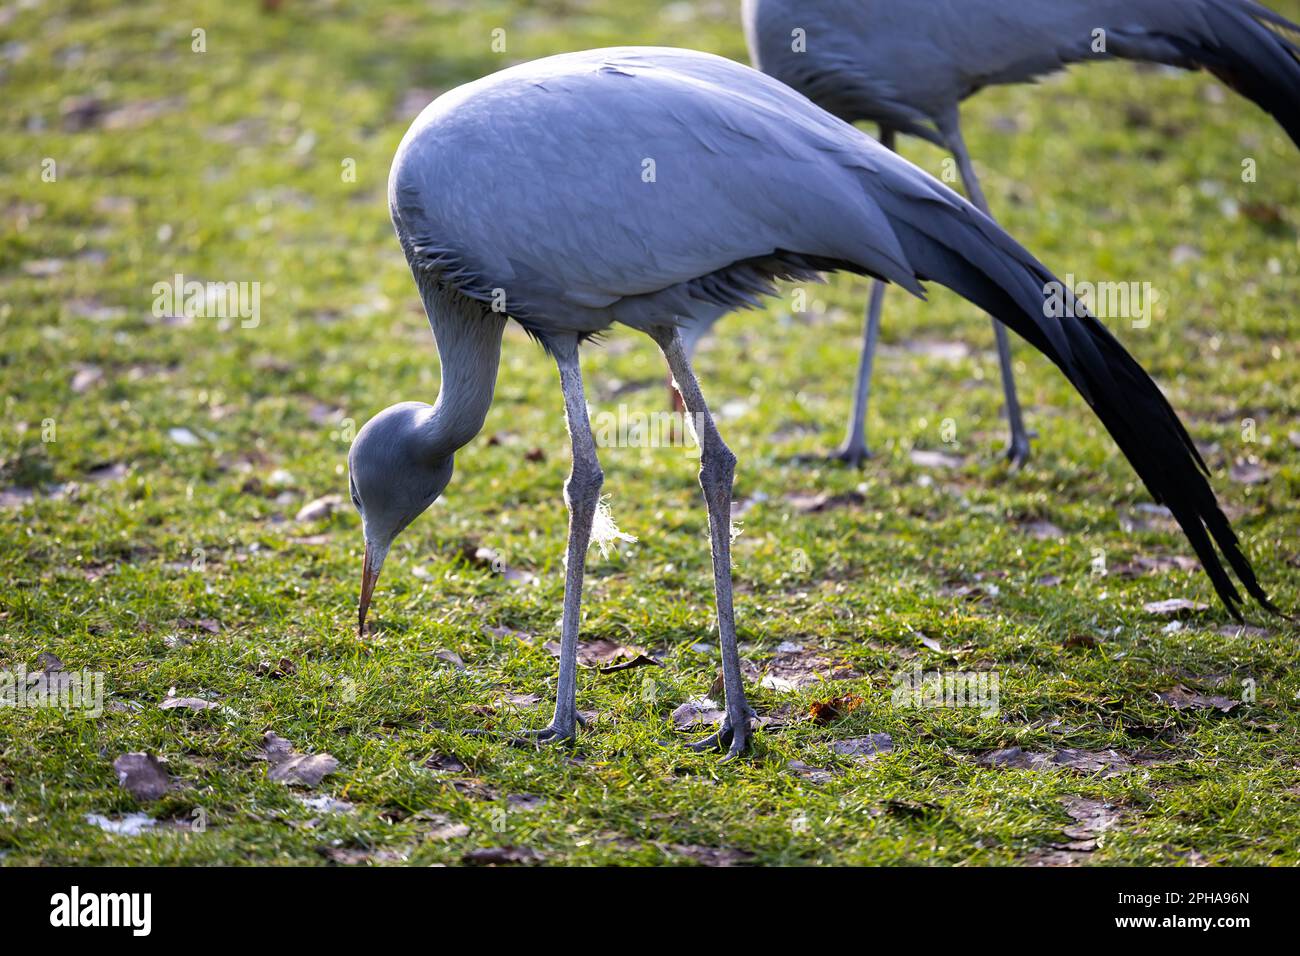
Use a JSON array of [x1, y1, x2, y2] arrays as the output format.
[[721, 0, 1300, 466], [348, 48, 1277, 759]]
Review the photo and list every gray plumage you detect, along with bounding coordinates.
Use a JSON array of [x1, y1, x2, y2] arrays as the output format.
[[746, 0, 1300, 144], [349, 48, 1277, 758], [720, 0, 1300, 464]]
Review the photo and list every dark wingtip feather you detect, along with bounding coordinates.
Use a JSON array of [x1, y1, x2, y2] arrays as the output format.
[[877, 192, 1283, 619], [1187, 1, 1300, 149]]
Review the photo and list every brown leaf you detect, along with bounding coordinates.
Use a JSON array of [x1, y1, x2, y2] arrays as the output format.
[[829, 733, 894, 760], [482, 623, 530, 642], [545, 637, 651, 670], [786, 760, 835, 783], [434, 649, 466, 670], [320, 845, 408, 865], [909, 449, 964, 469], [113, 753, 171, 802], [977, 747, 1137, 776], [665, 844, 754, 867], [598, 653, 662, 674], [1230, 460, 1271, 485], [160, 695, 220, 712], [494, 692, 541, 711], [808, 693, 864, 725], [423, 752, 466, 773], [1240, 201, 1285, 226], [1142, 598, 1209, 618], [764, 643, 835, 689], [428, 822, 471, 841], [1021, 520, 1065, 540], [785, 490, 864, 513], [462, 846, 540, 866], [1155, 685, 1239, 713], [295, 494, 343, 523], [1063, 633, 1101, 649], [261, 732, 339, 787], [179, 617, 222, 634], [1112, 555, 1200, 578], [70, 365, 103, 394], [672, 698, 725, 730], [255, 657, 296, 679], [1060, 796, 1122, 841]]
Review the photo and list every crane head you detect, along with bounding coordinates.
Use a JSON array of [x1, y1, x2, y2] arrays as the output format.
[[348, 402, 455, 637]]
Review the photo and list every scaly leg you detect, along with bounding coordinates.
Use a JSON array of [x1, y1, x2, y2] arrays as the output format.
[[833, 277, 888, 467], [513, 334, 602, 746], [831, 125, 897, 468], [938, 109, 1032, 467], [654, 325, 755, 759]]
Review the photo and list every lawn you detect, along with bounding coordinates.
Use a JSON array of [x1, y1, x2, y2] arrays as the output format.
[[1, 0, 1298, 866]]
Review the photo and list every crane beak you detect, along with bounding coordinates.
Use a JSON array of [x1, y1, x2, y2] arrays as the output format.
[[357, 541, 383, 638]]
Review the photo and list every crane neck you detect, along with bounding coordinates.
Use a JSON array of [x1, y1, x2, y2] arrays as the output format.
[[414, 273, 507, 458]]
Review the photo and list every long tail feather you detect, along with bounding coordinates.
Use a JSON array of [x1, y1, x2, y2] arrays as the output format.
[[874, 186, 1280, 619], [1128, 0, 1300, 147]]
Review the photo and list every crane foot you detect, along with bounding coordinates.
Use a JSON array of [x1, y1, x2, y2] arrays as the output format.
[[505, 723, 577, 749], [465, 711, 586, 749], [797, 444, 871, 469], [684, 708, 757, 760], [1004, 434, 1032, 469], [828, 444, 872, 469]]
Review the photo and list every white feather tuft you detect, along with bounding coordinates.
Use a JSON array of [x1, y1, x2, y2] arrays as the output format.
[[589, 494, 637, 558]]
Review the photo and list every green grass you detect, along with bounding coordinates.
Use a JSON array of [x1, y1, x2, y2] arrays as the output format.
[[1, 0, 1298, 866]]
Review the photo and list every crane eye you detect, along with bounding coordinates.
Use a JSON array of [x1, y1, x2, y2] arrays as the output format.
[[349, 479, 362, 512]]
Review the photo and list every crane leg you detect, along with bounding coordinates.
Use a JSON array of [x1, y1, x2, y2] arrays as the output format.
[[654, 325, 756, 759], [829, 126, 896, 468], [833, 277, 888, 467], [500, 334, 601, 746], [937, 110, 1032, 468]]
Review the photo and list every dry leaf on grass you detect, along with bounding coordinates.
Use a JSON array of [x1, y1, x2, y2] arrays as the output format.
[[829, 733, 894, 761], [665, 844, 754, 867], [808, 694, 864, 725], [1060, 796, 1122, 842], [299, 795, 353, 815], [672, 698, 725, 730], [177, 617, 221, 635], [295, 495, 342, 523], [321, 845, 408, 865], [787, 760, 834, 784], [1142, 598, 1209, 617], [423, 752, 466, 773], [261, 732, 338, 787], [84, 812, 156, 836], [1021, 520, 1064, 540], [544, 637, 660, 672], [113, 753, 171, 802], [785, 490, 865, 513], [255, 657, 296, 679], [462, 846, 541, 866], [909, 449, 964, 469], [976, 747, 1142, 777], [1155, 685, 1239, 713], [160, 695, 220, 711]]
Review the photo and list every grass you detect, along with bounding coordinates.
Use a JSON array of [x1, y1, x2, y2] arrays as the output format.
[[1, 0, 1298, 866]]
